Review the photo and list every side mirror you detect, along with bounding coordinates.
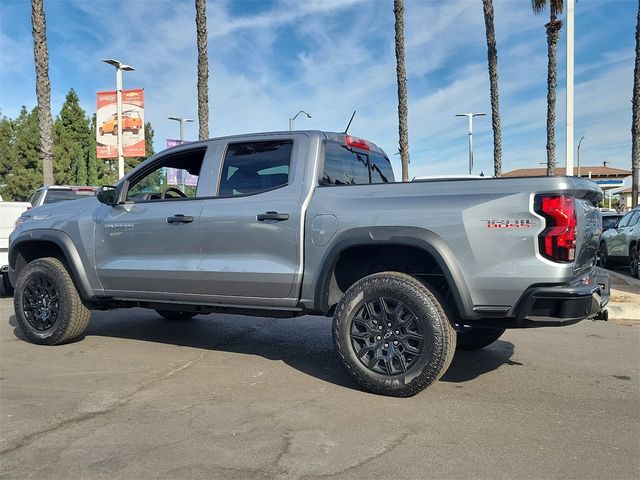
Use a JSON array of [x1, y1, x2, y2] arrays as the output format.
[[96, 185, 118, 205]]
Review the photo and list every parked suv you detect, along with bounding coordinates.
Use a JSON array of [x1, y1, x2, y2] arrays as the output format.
[[598, 207, 640, 276], [9, 131, 609, 397]]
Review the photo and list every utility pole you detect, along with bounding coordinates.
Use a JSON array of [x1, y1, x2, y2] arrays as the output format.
[[566, 0, 575, 176], [456, 112, 486, 174], [102, 59, 135, 179], [168, 117, 194, 143]]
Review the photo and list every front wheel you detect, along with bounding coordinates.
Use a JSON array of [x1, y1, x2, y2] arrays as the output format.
[[332, 272, 456, 397], [630, 244, 639, 278], [456, 327, 505, 351], [14, 258, 91, 345]]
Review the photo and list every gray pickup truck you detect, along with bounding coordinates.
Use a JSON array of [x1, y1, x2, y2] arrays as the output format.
[[9, 131, 610, 396]]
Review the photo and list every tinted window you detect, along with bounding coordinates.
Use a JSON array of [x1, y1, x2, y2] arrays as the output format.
[[322, 142, 394, 185], [219, 140, 292, 196], [43, 189, 96, 204], [602, 216, 622, 230]]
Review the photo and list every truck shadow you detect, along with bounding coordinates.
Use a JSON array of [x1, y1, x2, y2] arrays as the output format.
[[9, 310, 518, 391]]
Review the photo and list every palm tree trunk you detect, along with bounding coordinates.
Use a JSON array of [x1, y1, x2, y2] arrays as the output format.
[[31, 0, 53, 186], [545, 19, 562, 176], [632, 0, 639, 208], [394, 0, 410, 182], [483, 0, 502, 177], [195, 0, 209, 140]]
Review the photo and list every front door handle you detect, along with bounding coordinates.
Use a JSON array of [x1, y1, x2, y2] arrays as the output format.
[[257, 211, 289, 221], [167, 214, 194, 224]]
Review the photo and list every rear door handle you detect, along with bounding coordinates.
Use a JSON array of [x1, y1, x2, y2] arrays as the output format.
[[167, 214, 194, 224], [257, 211, 289, 221]]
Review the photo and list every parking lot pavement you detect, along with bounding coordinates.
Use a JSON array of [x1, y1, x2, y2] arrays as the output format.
[[1, 297, 638, 480]]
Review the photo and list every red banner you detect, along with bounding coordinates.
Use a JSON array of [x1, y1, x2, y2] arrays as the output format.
[[96, 89, 145, 158]]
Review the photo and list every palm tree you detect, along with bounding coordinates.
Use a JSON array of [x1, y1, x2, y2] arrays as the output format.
[[532, 0, 564, 176], [483, 0, 502, 177], [195, 0, 209, 140], [632, 0, 639, 208], [394, 0, 410, 182], [31, 0, 53, 185]]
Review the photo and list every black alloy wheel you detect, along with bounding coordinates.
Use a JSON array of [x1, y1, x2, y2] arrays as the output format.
[[630, 244, 639, 278], [349, 297, 424, 376], [22, 273, 60, 332]]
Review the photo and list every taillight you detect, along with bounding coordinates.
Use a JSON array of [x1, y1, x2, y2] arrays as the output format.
[[345, 135, 370, 150], [535, 194, 576, 262]]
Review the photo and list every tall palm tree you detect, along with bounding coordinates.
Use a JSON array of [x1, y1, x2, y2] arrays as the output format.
[[31, 0, 53, 185], [394, 0, 410, 182], [195, 0, 209, 140], [532, 0, 564, 176], [483, 0, 502, 177], [632, 0, 639, 208]]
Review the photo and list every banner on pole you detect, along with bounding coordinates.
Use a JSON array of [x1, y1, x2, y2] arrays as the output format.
[[96, 89, 145, 159]]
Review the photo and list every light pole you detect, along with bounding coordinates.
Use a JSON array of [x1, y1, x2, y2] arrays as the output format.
[[565, 0, 575, 176], [455, 112, 486, 174], [577, 135, 585, 177], [168, 117, 194, 143], [102, 59, 135, 179], [289, 110, 311, 131]]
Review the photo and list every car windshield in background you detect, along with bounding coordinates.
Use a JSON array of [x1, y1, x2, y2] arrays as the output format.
[[44, 189, 96, 204], [602, 215, 622, 230], [322, 142, 394, 185]]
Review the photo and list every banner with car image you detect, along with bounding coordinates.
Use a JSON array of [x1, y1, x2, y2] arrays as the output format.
[[96, 89, 145, 158]]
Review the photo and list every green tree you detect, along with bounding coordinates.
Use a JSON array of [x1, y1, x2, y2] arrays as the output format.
[[532, 0, 564, 176], [2, 107, 42, 200], [53, 89, 92, 185], [0, 113, 15, 183]]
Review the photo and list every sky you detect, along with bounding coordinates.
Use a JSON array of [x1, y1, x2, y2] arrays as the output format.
[[0, 0, 637, 178]]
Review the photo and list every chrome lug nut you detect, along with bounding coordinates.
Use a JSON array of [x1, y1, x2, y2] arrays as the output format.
[[378, 325, 383, 331], [387, 322, 392, 327], [384, 343, 389, 348], [395, 330, 400, 335], [393, 340, 399, 345], [376, 335, 382, 341]]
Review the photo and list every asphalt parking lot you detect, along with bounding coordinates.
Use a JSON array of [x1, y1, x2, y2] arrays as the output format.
[[1, 295, 638, 480]]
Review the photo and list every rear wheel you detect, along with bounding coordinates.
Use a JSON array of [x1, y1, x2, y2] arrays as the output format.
[[332, 272, 456, 397], [597, 242, 611, 269], [14, 258, 91, 345], [155, 309, 197, 321], [630, 244, 639, 278], [456, 327, 505, 351]]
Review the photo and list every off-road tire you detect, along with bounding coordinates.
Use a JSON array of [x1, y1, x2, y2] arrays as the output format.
[[99, 127, 104, 136], [332, 272, 456, 397], [2, 273, 14, 297], [14, 258, 90, 345], [155, 309, 197, 321], [456, 327, 505, 351]]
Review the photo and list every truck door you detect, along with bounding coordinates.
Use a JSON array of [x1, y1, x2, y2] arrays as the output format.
[[94, 146, 211, 296], [198, 135, 309, 302]]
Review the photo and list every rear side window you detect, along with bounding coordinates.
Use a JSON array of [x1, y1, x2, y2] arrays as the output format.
[[219, 140, 292, 196], [322, 142, 394, 185]]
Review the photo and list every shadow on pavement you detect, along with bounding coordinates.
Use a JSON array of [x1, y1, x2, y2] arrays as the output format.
[[8, 310, 519, 391], [442, 340, 519, 383]]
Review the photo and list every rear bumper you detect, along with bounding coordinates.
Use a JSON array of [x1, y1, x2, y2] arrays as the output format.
[[511, 269, 610, 327]]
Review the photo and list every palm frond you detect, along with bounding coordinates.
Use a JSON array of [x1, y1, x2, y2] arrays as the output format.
[[531, 0, 547, 14]]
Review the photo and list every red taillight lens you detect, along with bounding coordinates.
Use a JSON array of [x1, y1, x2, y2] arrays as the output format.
[[536, 195, 576, 262], [345, 135, 370, 150]]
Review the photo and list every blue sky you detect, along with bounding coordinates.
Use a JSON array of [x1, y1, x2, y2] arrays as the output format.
[[0, 0, 636, 178]]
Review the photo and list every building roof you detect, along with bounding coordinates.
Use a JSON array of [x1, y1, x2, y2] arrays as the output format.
[[503, 166, 631, 178]]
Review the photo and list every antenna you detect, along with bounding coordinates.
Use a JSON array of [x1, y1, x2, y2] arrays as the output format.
[[343, 110, 356, 134]]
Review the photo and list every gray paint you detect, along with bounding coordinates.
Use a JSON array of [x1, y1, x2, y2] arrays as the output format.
[[9, 130, 604, 321]]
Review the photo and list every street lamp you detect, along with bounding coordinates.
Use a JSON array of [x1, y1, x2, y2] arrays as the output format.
[[289, 110, 311, 131], [577, 136, 585, 177], [102, 59, 135, 180], [168, 117, 195, 143], [455, 112, 486, 175]]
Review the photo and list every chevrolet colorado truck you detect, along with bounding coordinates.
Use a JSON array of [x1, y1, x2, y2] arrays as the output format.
[[8, 131, 610, 397]]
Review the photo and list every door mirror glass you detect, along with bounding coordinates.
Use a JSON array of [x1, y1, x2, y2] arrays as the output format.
[[97, 186, 118, 205]]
